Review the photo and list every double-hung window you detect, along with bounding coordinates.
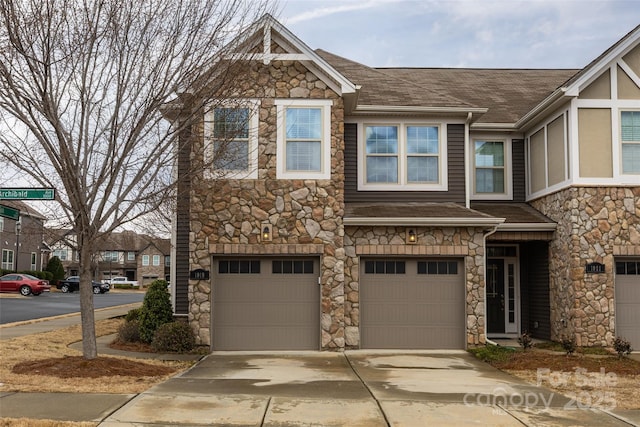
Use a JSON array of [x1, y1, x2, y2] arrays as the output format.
[[621, 111, 640, 174], [103, 251, 119, 262], [365, 126, 398, 183], [407, 126, 440, 183], [142, 255, 150, 266], [2, 249, 13, 270], [204, 100, 259, 179], [53, 248, 67, 261], [276, 99, 332, 179], [152, 255, 160, 266], [473, 140, 508, 198], [360, 123, 445, 190]]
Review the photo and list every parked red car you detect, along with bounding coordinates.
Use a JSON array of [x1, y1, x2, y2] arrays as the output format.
[[0, 273, 51, 296]]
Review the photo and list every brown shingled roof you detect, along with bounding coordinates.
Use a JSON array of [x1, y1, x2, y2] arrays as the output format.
[[471, 203, 554, 224], [380, 68, 578, 124], [315, 49, 478, 110], [344, 202, 492, 220], [315, 49, 578, 124]]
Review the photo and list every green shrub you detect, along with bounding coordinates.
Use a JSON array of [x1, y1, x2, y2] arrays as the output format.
[[138, 279, 173, 343], [117, 320, 141, 343], [125, 307, 142, 322], [151, 321, 196, 353], [518, 331, 533, 351], [561, 335, 576, 356], [469, 344, 515, 363], [18, 270, 51, 280], [45, 256, 65, 285], [613, 337, 633, 358]]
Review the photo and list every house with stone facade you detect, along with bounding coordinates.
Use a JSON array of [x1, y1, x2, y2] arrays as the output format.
[[171, 15, 640, 351]]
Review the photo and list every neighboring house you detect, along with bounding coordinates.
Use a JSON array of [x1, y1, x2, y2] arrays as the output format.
[[172, 15, 640, 351], [0, 200, 49, 272], [47, 230, 170, 285]]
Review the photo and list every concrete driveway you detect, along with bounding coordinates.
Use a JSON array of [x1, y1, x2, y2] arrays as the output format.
[[100, 351, 633, 426]]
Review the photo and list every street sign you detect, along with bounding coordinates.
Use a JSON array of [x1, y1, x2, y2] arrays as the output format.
[[0, 188, 55, 200], [0, 204, 20, 220]]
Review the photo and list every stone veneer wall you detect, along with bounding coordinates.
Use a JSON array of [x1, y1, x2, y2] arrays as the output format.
[[343, 226, 488, 348], [187, 59, 346, 348], [530, 187, 640, 346]]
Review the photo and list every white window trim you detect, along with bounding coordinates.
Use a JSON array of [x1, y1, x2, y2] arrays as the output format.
[[204, 99, 260, 179], [275, 99, 333, 180], [53, 248, 68, 261], [2, 249, 14, 270], [471, 137, 512, 200], [357, 121, 448, 191], [152, 255, 160, 266], [620, 109, 640, 175], [142, 254, 150, 266], [30, 252, 37, 271]]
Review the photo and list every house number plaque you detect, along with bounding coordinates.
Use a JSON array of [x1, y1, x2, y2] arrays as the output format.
[[190, 269, 210, 280], [585, 262, 605, 274]]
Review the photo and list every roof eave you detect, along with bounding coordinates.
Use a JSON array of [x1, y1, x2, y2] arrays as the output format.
[[351, 105, 488, 117], [470, 122, 520, 132], [497, 222, 557, 232], [514, 88, 568, 131], [343, 217, 505, 226]]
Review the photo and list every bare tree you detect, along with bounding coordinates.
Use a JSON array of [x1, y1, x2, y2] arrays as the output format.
[[0, 0, 273, 359]]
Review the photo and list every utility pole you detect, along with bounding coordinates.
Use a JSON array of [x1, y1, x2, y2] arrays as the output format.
[[15, 220, 21, 271]]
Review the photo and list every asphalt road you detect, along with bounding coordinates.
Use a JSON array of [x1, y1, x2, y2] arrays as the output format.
[[0, 291, 145, 324]]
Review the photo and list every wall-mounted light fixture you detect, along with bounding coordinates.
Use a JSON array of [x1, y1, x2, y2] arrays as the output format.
[[261, 223, 272, 242], [406, 228, 417, 244]]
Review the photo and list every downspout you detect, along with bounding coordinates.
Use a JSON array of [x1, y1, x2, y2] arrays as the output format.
[[464, 112, 473, 209], [483, 223, 501, 347]]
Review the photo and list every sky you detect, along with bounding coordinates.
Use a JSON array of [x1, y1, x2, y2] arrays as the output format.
[[277, 0, 640, 69]]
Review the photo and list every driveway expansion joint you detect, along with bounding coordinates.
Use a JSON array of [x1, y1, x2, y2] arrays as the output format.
[[343, 352, 391, 427]]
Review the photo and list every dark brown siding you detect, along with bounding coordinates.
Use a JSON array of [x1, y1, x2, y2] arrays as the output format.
[[174, 130, 191, 315], [520, 241, 550, 340], [512, 139, 525, 202], [344, 123, 465, 203]]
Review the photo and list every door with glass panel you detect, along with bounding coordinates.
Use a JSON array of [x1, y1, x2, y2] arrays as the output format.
[[486, 246, 519, 335]]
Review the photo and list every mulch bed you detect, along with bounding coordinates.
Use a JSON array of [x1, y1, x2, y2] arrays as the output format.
[[12, 356, 176, 378], [492, 350, 640, 376]]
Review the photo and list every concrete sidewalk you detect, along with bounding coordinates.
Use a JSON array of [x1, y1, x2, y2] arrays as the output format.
[[1, 307, 639, 426]]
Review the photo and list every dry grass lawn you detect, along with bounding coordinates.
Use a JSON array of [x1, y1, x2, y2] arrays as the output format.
[[1, 317, 194, 426], [0, 318, 193, 394], [485, 348, 640, 410]]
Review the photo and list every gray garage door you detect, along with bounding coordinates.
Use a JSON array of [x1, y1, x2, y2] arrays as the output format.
[[212, 258, 319, 351], [360, 258, 465, 349], [616, 259, 640, 349]]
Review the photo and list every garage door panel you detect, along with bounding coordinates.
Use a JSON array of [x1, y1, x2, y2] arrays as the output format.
[[616, 260, 640, 350], [361, 258, 465, 349], [212, 258, 319, 351], [361, 326, 463, 349], [213, 326, 315, 351]]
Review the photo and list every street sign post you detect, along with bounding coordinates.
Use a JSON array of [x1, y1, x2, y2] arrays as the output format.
[[0, 204, 20, 220], [0, 188, 55, 200]]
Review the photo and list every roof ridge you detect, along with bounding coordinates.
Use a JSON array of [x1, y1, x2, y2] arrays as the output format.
[[316, 49, 479, 109]]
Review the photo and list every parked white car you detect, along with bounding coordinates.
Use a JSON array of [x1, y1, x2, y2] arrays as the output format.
[[106, 276, 139, 287]]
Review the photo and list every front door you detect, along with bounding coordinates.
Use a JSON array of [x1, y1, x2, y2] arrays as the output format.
[[487, 259, 505, 334], [487, 247, 519, 335]]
